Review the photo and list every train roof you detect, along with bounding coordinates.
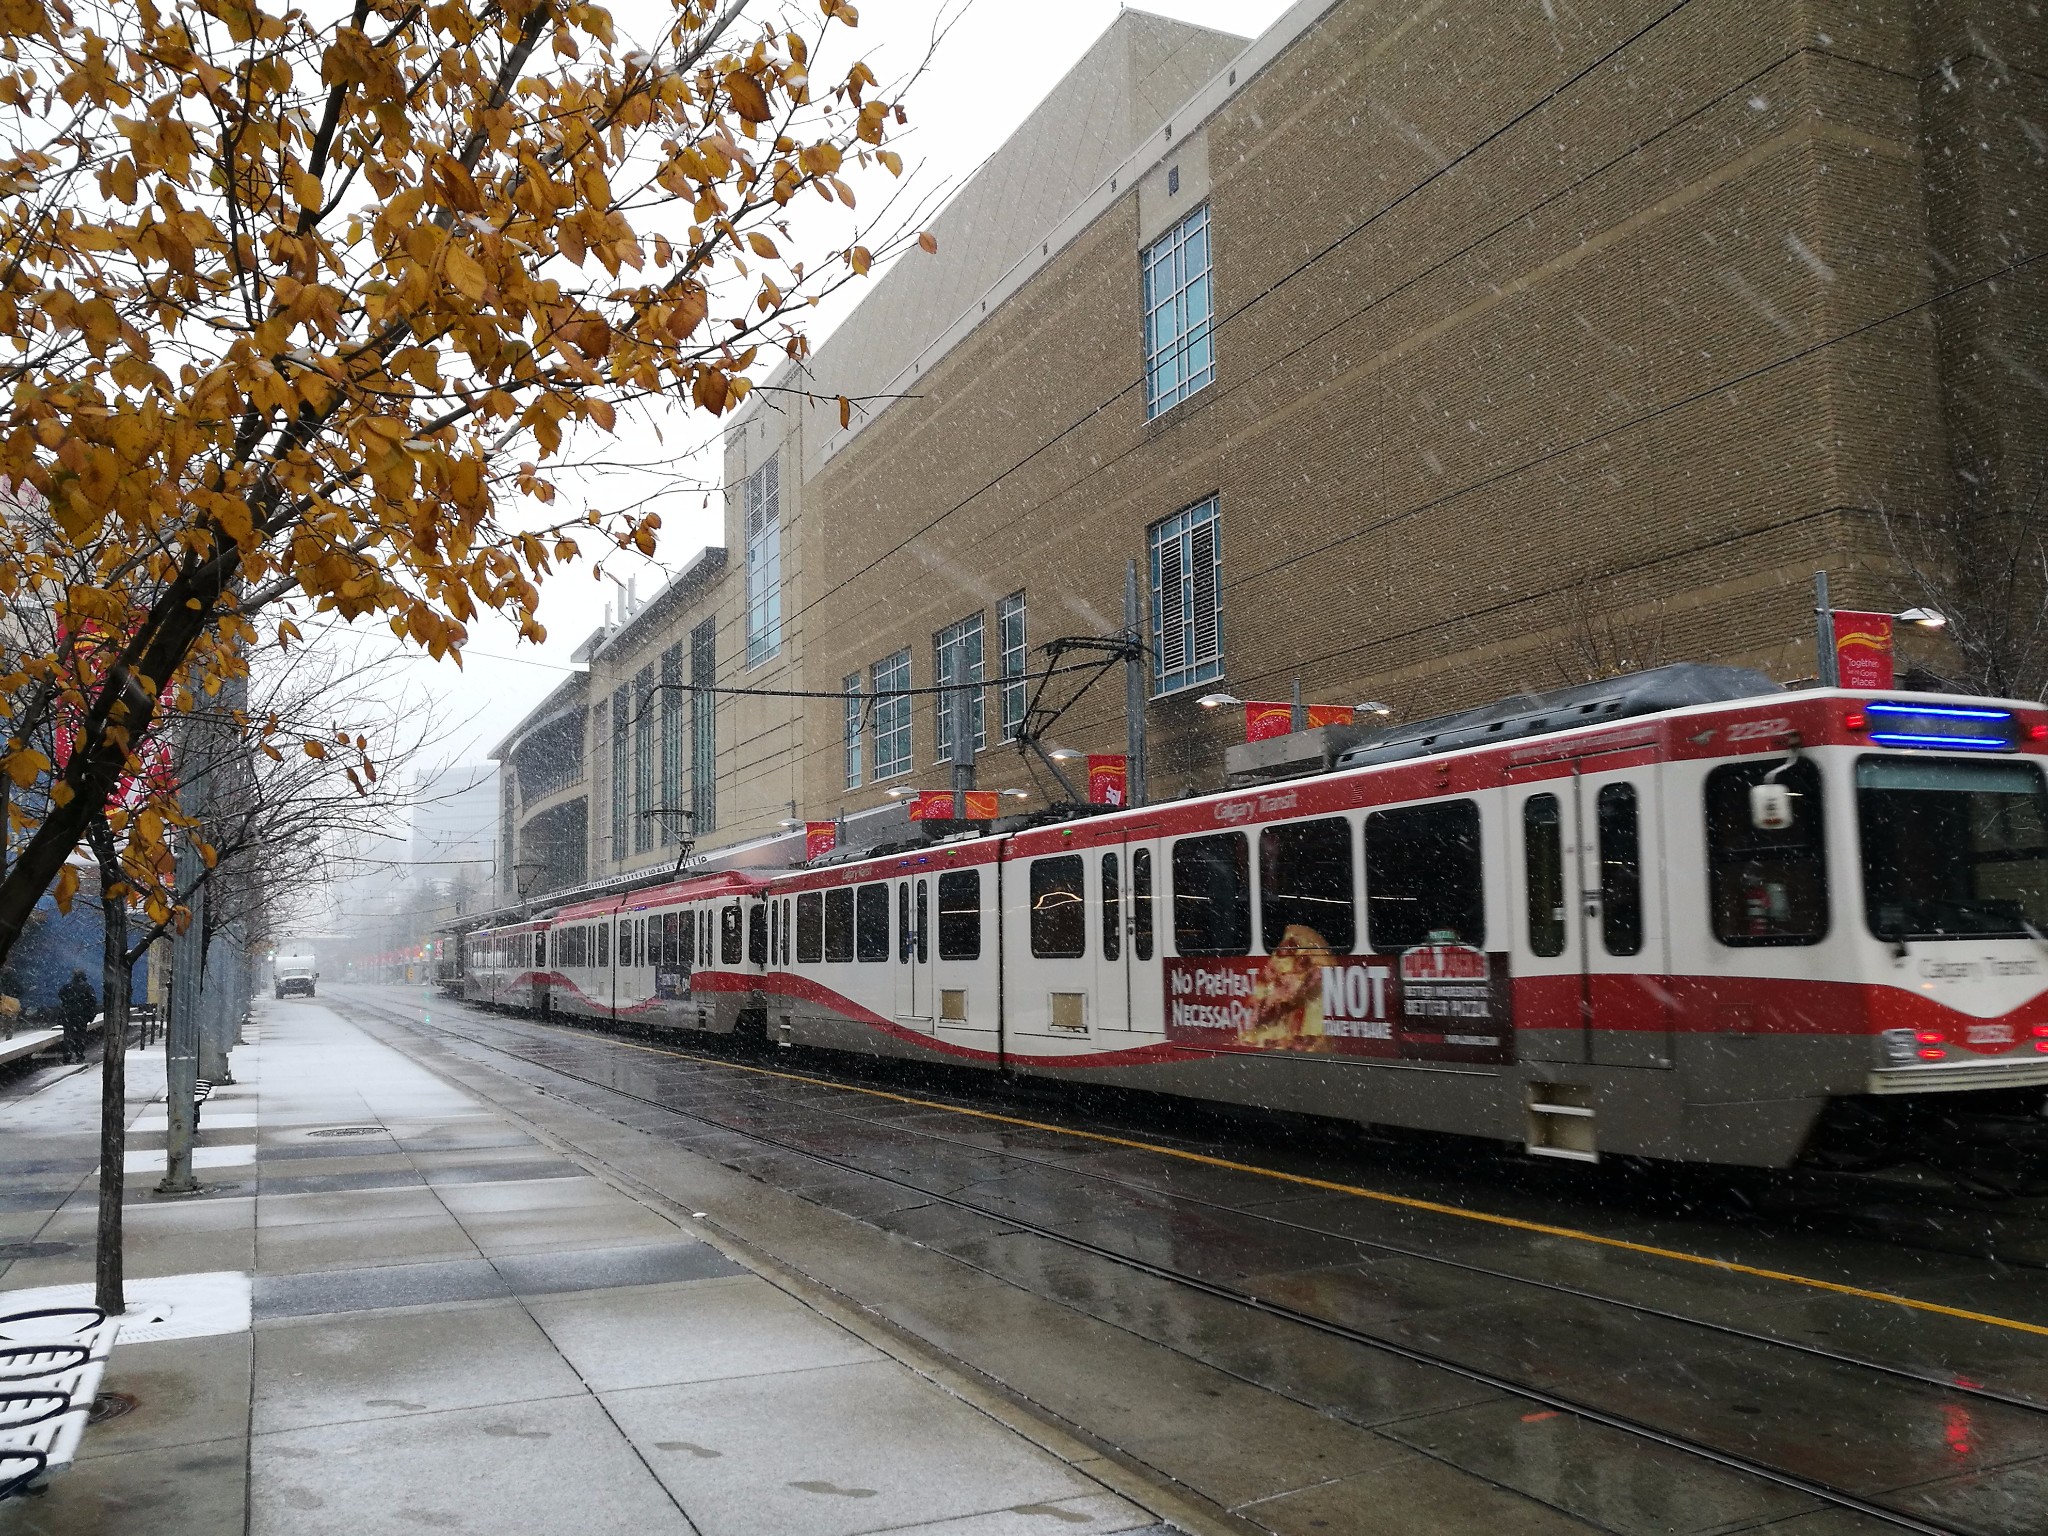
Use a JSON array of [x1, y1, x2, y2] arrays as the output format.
[[1333, 663, 1782, 770], [547, 868, 762, 922]]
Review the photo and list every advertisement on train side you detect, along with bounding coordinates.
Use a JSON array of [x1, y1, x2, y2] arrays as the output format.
[[1162, 940, 1514, 1064]]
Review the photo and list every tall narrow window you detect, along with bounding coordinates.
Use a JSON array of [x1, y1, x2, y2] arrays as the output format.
[[1141, 204, 1214, 417], [660, 645, 683, 845], [1524, 795, 1567, 958], [610, 685, 629, 859], [1597, 783, 1644, 956], [590, 699, 609, 863], [633, 664, 655, 854], [1132, 847, 1154, 961], [744, 455, 781, 665], [1101, 852, 1121, 962], [934, 613, 986, 761], [843, 673, 862, 789], [998, 592, 1027, 743], [1151, 497, 1222, 695], [690, 618, 716, 835], [872, 649, 912, 780]]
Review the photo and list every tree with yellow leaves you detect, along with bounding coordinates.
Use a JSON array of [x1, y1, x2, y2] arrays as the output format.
[[0, 0, 914, 961]]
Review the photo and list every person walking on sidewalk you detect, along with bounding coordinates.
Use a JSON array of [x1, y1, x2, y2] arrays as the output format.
[[57, 969, 97, 1065]]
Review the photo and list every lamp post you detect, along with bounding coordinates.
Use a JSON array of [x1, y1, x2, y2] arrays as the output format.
[[1812, 572, 1948, 686]]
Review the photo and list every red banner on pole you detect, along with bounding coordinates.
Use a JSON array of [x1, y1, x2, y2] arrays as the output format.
[[803, 821, 837, 862], [1086, 754, 1128, 806], [907, 790, 999, 820], [1832, 611, 1895, 690], [1243, 702, 1293, 742], [1243, 702, 1355, 741]]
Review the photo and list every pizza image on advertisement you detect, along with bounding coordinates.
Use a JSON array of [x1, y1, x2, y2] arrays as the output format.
[[1238, 924, 1340, 1051]]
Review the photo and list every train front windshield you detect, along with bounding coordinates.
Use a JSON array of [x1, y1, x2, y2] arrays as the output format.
[[1858, 757, 2048, 941]]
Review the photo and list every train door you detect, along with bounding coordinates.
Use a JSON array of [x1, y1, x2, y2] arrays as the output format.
[[1574, 761, 1672, 1068], [1512, 782, 1588, 1063], [895, 877, 933, 1027], [1093, 835, 1157, 1031]]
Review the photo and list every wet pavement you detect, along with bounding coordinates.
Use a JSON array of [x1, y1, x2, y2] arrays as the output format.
[[0, 998, 1180, 1536], [324, 982, 2048, 1536]]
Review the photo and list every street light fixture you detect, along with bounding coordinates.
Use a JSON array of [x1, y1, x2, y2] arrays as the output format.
[[1197, 692, 1241, 709], [1354, 701, 1394, 717], [1896, 607, 1948, 630], [1046, 748, 1084, 761]]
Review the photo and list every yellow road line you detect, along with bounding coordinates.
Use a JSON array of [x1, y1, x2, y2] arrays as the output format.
[[517, 1016, 2048, 1341]]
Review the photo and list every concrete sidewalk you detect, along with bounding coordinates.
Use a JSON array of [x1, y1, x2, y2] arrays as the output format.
[[0, 998, 1172, 1535]]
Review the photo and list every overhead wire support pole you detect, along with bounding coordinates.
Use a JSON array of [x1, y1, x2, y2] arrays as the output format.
[[1127, 561, 1147, 807], [159, 711, 208, 1196]]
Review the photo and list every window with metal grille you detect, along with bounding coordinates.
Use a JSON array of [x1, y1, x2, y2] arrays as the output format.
[[1141, 204, 1213, 418], [610, 685, 629, 858], [633, 665, 655, 854], [690, 618, 716, 834], [843, 673, 862, 789], [1150, 497, 1222, 695], [744, 455, 781, 666], [872, 649, 912, 780], [998, 592, 1026, 743], [933, 613, 985, 761], [660, 645, 683, 844]]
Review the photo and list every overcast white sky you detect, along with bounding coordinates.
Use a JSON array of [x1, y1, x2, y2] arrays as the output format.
[[356, 0, 1295, 775]]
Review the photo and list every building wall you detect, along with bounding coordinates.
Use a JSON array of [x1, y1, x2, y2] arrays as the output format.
[[794, 0, 2043, 816]]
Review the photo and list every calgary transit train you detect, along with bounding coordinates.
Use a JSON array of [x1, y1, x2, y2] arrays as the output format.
[[459, 666, 2048, 1168]]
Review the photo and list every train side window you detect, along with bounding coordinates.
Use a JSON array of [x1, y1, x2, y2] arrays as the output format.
[[897, 882, 912, 961], [1523, 796, 1567, 958], [1133, 848, 1154, 961], [1706, 760, 1828, 946], [748, 903, 769, 966], [1365, 800, 1485, 950], [782, 899, 794, 965], [1030, 856, 1087, 959], [767, 901, 778, 965], [598, 922, 610, 968], [536, 933, 546, 967], [1101, 853, 1121, 962], [916, 879, 929, 963], [796, 892, 824, 963], [721, 904, 743, 966], [856, 884, 890, 961], [1259, 818, 1355, 953], [938, 870, 981, 960], [1597, 784, 1644, 956], [1173, 831, 1252, 956], [824, 887, 855, 962]]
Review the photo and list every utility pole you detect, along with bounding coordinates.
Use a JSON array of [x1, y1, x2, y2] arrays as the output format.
[[158, 787, 205, 1195], [948, 645, 974, 819], [1124, 561, 1148, 808], [1813, 570, 1838, 687]]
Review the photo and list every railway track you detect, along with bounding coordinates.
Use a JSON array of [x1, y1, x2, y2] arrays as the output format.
[[344, 990, 2048, 1536]]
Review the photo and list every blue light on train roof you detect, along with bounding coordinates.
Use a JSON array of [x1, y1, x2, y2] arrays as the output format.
[[1862, 700, 2016, 752]]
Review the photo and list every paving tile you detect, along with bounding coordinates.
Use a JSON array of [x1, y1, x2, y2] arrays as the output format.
[[492, 1240, 743, 1296], [527, 1273, 876, 1390], [255, 1212, 483, 1275], [256, 1186, 448, 1228], [453, 1201, 687, 1257], [82, 1332, 255, 1460], [603, 1358, 1110, 1536], [254, 1168, 427, 1196], [856, 1492, 1160, 1534], [1235, 1445, 1605, 1534], [430, 1173, 629, 1214], [1, 1438, 247, 1536], [255, 1257, 511, 1318], [253, 1300, 588, 1432], [250, 1395, 694, 1534], [420, 1156, 584, 1185]]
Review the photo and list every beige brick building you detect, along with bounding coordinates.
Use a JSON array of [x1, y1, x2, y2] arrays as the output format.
[[498, 0, 2045, 900]]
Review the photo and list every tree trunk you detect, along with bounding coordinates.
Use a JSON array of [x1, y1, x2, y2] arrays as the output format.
[[89, 823, 127, 1316]]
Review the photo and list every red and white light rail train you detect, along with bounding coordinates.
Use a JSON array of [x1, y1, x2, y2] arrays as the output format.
[[454, 667, 2048, 1168]]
